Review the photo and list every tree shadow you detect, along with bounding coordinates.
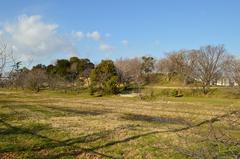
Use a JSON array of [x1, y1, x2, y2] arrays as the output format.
[[0, 118, 135, 159], [44, 105, 111, 116], [47, 128, 156, 159], [1, 103, 111, 118], [0, 118, 63, 156], [0, 109, 214, 158], [121, 113, 191, 125], [39, 125, 138, 159]]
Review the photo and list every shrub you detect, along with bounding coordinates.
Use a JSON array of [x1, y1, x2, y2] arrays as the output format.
[[90, 60, 120, 95], [170, 89, 183, 97], [104, 76, 119, 94]]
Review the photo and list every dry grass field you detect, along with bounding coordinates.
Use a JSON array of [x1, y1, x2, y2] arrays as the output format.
[[0, 90, 239, 159]]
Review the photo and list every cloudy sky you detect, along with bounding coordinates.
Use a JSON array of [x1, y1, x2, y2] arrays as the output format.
[[0, 0, 240, 65]]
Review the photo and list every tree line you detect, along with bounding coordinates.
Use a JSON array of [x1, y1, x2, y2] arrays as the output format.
[[1, 42, 240, 95]]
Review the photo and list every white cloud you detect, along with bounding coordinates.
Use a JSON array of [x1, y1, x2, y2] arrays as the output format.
[[121, 40, 129, 47], [0, 15, 114, 65], [86, 31, 101, 41], [99, 44, 114, 52], [73, 31, 85, 40], [4, 15, 59, 47], [1, 15, 76, 63]]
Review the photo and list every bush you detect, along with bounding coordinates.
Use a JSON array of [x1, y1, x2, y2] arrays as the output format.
[[90, 60, 120, 95], [104, 76, 119, 94], [170, 89, 183, 97], [170, 89, 178, 97]]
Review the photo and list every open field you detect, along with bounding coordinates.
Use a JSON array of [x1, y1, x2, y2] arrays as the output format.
[[0, 90, 239, 159]]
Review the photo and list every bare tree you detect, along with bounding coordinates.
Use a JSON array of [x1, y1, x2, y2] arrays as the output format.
[[0, 40, 20, 88], [8, 64, 27, 89], [156, 57, 171, 74], [0, 43, 7, 77], [226, 57, 240, 87], [115, 57, 143, 91], [115, 58, 141, 84], [156, 50, 198, 84], [0, 41, 14, 77], [191, 45, 226, 94], [25, 68, 48, 92], [130, 58, 144, 91], [166, 51, 187, 75]]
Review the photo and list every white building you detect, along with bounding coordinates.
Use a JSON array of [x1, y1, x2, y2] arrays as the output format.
[[216, 77, 238, 87]]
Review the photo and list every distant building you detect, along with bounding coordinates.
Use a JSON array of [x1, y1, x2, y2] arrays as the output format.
[[216, 77, 238, 87]]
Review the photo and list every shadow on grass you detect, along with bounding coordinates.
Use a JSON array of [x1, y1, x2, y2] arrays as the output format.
[[0, 118, 136, 159], [44, 105, 111, 116], [122, 113, 191, 125], [38, 125, 138, 159], [0, 119, 55, 156], [1, 103, 110, 119]]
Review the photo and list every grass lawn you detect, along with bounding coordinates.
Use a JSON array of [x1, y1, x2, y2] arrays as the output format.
[[0, 89, 239, 159]]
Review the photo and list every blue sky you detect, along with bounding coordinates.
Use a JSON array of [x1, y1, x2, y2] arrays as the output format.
[[0, 0, 240, 65]]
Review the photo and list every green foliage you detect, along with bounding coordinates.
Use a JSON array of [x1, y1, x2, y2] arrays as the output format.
[[104, 75, 119, 94], [55, 59, 70, 76], [90, 60, 119, 95], [46, 64, 57, 74], [170, 89, 178, 97], [77, 59, 94, 75], [170, 89, 183, 97], [141, 56, 155, 74], [44, 57, 95, 82], [32, 64, 47, 70], [141, 56, 155, 84], [69, 56, 80, 63]]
